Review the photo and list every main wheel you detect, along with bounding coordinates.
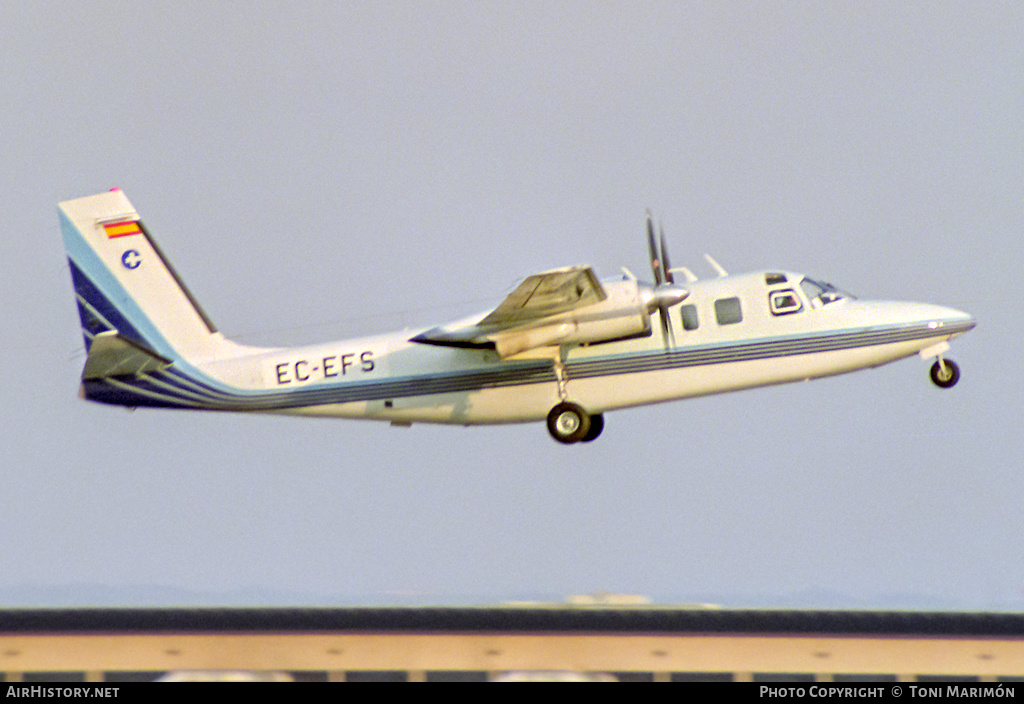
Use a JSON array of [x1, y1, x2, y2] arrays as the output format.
[[930, 359, 960, 388], [547, 402, 591, 444], [581, 413, 604, 443]]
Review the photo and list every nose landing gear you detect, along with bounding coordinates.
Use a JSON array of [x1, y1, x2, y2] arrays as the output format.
[[930, 358, 961, 388]]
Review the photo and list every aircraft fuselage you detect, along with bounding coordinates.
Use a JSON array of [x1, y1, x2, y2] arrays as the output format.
[[84, 271, 973, 426], [61, 189, 974, 443]]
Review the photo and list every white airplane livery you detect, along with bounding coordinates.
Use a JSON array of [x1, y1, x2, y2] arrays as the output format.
[[60, 189, 975, 444]]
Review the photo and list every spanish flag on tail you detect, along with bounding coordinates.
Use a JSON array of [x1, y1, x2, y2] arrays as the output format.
[[103, 219, 141, 238]]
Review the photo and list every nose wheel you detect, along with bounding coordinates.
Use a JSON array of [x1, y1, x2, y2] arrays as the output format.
[[547, 402, 604, 444], [930, 358, 960, 388]]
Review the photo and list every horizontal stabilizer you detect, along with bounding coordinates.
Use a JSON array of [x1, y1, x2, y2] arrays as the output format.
[[81, 330, 171, 379]]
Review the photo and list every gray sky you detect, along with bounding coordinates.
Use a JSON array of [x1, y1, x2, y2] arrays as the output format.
[[2, 2, 1021, 608]]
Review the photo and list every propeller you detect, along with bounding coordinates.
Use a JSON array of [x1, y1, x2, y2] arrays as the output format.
[[643, 211, 688, 346], [647, 213, 663, 285], [660, 225, 674, 284]]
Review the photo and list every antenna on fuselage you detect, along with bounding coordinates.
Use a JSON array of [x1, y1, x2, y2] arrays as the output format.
[[672, 267, 698, 283], [704, 253, 728, 277]]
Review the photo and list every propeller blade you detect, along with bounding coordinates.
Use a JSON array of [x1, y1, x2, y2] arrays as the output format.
[[659, 224, 674, 285], [647, 212, 663, 285], [659, 301, 671, 344], [643, 212, 685, 348]]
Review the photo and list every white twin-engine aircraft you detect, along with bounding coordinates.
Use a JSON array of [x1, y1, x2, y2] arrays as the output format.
[[60, 189, 975, 444]]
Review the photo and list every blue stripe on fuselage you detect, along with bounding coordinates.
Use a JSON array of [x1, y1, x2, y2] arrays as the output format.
[[80, 318, 973, 411]]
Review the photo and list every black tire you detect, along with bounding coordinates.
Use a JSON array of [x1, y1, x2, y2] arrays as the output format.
[[930, 359, 960, 388], [547, 402, 591, 444], [580, 413, 604, 443]]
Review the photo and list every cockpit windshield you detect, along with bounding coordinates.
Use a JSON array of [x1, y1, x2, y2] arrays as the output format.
[[800, 277, 854, 307]]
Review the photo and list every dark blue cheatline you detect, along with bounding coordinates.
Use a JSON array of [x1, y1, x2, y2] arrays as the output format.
[[81, 318, 973, 412]]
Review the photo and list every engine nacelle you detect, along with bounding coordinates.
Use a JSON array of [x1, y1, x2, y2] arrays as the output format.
[[492, 279, 653, 358]]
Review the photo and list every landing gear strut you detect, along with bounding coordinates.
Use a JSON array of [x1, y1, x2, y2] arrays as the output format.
[[546, 346, 605, 444], [930, 358, 960, 388]]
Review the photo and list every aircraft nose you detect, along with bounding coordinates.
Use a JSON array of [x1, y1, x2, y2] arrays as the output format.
[[924, 304, 976, 334], [944, 305, 974, 325]]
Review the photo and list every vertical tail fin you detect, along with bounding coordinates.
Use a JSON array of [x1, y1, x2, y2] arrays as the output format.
[[60, 189, 221, 367], [61, 189, 272, 409]]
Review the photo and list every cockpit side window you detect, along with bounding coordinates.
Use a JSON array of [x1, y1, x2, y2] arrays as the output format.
[[800, 277, 853, 307], [769, 289, 802, 316]]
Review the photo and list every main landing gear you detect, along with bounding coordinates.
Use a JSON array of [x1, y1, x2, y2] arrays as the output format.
[[930, 358, 961, 388], [547, 402, 604, 444], [546, 347, 604, 444]]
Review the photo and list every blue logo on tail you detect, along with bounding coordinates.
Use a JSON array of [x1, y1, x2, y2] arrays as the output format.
[[121, 250, 141, 269]]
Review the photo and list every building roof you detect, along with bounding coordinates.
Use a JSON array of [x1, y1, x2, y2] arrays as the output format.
[[3, 607, 1024, 636]]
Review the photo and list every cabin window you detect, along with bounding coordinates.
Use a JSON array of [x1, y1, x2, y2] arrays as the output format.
[[769, 289, 803, 316], [714, 297, 743, 325], [765, 272, 788, 285], [680, 304, 699, 331]]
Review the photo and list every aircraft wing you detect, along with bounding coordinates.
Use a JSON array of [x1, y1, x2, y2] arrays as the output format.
[[477, 266, 607, 326], [411, 265, 652, 358]]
